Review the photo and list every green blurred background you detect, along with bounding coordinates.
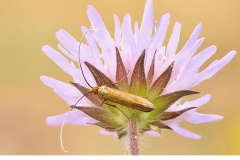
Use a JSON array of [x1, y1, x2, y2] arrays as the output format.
[[0, 0, 240, 155]]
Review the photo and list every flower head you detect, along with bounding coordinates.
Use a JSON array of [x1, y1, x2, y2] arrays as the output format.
[[40, 0, 236, 154]]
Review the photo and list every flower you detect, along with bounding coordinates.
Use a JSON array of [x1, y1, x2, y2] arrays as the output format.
[[40, 0, 236, 154]]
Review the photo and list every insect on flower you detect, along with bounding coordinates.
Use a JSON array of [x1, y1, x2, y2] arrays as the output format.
[[70, 30, 155, 113], [40, 0, 236, 155]]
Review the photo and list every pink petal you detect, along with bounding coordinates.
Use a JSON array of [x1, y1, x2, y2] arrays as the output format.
[[137, 0, 154, 53], [57, 43, 76, 61], [166, 94, 211, 112], [179, 23, 202, 53], [146, 13, 170, 74], [167, 38, 204, 92], [145, 130, 161, 137], [170, 46, 216, 90], [184, 110, 224, 124], [194, 50, 236, 86], [167, 24, 203, 79], [55, 29, 79, 59], [121, 14, 136, 72], [163, 94, 222, 126], [182, 94, 211, 108], [168, 123, 201, 139], [42, 45, 75, 76], [134, 22, 140, 43], [189, 46, 217, 72], [87, 6, 114, 47], [40, 76, 79, 96], [151, 13, 171, 49], [99, 130, 118, 139], [62, 41, 100, 88], [81, 26, 103, 70], [87, 5, 116, 80], [71, 65, 98, 89], [172, 39, 205, 74], [166, 22, 181, 59], [54, 90, 90, 106], [152, 46, 165, 83], [46, 110, 97, 126], [114, 14, 121, 47]]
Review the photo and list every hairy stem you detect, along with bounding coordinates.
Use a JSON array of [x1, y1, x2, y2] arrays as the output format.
[[127, 120, 139, 155]]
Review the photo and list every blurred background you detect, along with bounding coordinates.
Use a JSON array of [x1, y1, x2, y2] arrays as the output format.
[[0, 0, 240, 155]]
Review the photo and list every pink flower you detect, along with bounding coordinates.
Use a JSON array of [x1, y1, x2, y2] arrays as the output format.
[[40, 0, 236, 154]]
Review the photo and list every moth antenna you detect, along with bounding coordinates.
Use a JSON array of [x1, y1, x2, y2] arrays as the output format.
[[60, 108, 73, 153], [73, 90, 94, 107], [106, 70, 130, 87], [61, 84, 94, 152], [78, 29, 97, 89], [60, 29, 98, 153]]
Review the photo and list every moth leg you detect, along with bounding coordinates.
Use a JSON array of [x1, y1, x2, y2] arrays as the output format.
[[100, 99, 107, 107]]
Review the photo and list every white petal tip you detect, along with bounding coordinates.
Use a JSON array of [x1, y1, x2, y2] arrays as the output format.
[[41, 45, 50, 51], [229, 50, 237, 56], [215, 115, 224, 121], [211, 45, 217, 50], [163, 13, 171, 18], [40, 75, 48, 83], [87, 5, 96, 13], [40, 76, 54, 86], [175, 22, 181, 26], [46, 117, 57, 126], [193, 135, 202, 140], [197, 23, 202, 28]]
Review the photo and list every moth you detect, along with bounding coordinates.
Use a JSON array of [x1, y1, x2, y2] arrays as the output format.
[[71, 81, 155, 112]]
